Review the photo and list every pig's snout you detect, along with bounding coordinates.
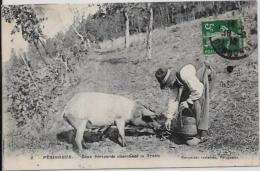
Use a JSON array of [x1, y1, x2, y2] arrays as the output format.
[[149, 120, 161, 130]]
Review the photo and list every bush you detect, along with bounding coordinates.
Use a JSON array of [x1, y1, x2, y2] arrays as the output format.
[[5, 47, 80, 135]]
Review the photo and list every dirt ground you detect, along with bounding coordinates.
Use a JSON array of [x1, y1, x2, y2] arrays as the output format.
[[4, 9, 259, 161]]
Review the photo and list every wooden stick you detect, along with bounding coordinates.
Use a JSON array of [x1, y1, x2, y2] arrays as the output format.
[[19, 53, 39, 90]]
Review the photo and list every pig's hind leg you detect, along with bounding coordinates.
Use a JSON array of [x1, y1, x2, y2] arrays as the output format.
[[75, 120, 87, 152], [115, 119, 126, 147], [63, 113, 86, 154], [63, 113, 79, 130]]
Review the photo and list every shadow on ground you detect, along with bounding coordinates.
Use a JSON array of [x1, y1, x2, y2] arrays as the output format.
[[57, 126, 156, 147]]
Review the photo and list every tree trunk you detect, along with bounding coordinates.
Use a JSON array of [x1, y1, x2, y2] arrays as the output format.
[[165, 6, 170, 25], [86, 38, 91, 49], [38, 38, 51, 58], [72, 25, 89, 50], [159, 7, 163, 27], [124, 10, 130, 49], [147, 3, 153, 59], [33, 41, 47, 65], [19, 53, 39, 89], [138, 19, 141, 33], [132, 16, 135, 33]]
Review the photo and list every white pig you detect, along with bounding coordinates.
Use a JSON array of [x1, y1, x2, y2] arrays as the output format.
[[63, 92, 160, 151]]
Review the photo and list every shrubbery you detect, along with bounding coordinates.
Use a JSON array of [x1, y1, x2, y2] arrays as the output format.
[[5, 44, 82, 139]]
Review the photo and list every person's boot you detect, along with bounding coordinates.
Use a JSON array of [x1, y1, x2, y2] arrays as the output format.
[[186, 130, 207, 146], [186, 137, 201, 146], [199, 130, 208, 143]]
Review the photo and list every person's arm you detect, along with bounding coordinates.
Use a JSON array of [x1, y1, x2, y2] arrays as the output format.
[[166, 99, 179, 120], [180, 64, 203, 105], [165, 86, 184, 130], [165, 87, 179, 120]]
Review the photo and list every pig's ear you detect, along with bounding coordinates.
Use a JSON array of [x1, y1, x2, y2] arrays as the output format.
[[141, 107, 157, 119], [157, 112, 168, 121], [131, 104, 142, 118], [142, 104, 155, 113]]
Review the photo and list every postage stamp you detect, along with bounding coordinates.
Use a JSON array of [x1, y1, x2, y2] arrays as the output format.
[[202, 19, 244, 55], [202, 18, 257, 60], [2, 0, 259, 170]]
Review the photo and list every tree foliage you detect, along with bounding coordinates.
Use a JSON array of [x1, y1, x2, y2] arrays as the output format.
[[76, 1, 249, 43], [2, 5, 46, 43], [3, 5, 82, 134], [2, 5, 49, 64]]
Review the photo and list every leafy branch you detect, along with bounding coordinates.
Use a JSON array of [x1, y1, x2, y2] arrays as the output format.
[[2, 5, 49, 65]]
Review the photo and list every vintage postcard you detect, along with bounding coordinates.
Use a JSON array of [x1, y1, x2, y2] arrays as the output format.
[[2, 0, 259, 170]]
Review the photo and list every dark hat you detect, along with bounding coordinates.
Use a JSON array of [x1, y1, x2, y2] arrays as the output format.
[[155, 68, 176, 89]]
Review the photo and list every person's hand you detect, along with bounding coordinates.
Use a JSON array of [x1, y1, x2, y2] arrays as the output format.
[[165, 119, 172, 130], [180, 101, 189, 110]]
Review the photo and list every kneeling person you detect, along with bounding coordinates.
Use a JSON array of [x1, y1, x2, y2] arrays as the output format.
[[155, 62, 214, 145]]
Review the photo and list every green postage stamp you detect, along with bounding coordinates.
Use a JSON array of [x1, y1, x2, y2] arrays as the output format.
[[202, 19, 245, 56]]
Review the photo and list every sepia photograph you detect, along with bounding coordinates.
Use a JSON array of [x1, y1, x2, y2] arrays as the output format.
[[1, 0, 259, 170]]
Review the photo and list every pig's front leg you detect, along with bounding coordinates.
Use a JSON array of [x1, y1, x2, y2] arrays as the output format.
[[115, 119, 126, 147]]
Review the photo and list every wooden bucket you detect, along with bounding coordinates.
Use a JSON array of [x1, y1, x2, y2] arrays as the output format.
[[173, 116, 198, 138]]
